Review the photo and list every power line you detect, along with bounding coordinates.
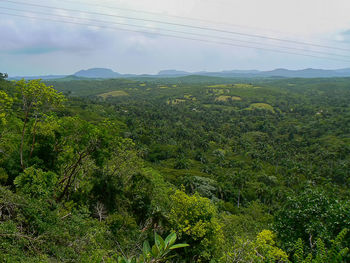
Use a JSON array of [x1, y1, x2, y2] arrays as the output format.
[[57, 0, 348, 47], [54, 0, 296, 35], [1, 11, 350, 63], [2, 6, 349, 59], [2, 0, 350, 52]]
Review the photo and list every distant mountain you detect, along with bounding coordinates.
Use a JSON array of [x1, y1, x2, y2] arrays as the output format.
[[74, 68, 121, 78], [8, 67, 350, 80], [157, 68, 350, 78], [191, 68, 350, 78], [335, 68, 350, 74], [222, 70, 261, 74], [195, 70, 260, 77], [158, 70, 191, 76], [260, 68, 350, 78]]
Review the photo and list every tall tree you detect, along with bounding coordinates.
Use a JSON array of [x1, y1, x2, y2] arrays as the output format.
[[0, 72, 8, 80], [0, 90, 13, 125], [15, 79, 65, 169]]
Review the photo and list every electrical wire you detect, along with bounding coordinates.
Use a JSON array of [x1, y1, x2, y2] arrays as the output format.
[[1, 6, 349, 59], [1, 11, 350, 63], [53, 0, 296, 34], [57, 0, 348, 48], [1, 0, 350, 52]]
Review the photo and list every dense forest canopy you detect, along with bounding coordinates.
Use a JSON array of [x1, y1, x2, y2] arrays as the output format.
[[1, 75, 350, 262]]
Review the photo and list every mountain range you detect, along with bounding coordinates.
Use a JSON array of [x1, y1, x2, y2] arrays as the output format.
[[9, 67, 350, 80]]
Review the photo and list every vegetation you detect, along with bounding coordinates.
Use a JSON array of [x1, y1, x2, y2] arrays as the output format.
[[98, 90, 129, 99], [1, 75, 350, 262]]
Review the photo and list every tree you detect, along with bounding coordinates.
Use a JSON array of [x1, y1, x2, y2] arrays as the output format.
[[0, 72, 8, 80], [14, 166, 58, 199], [293, 229, 349, 263], [274, 188, 350, 252], [222, 230, 289, 263], [15, 79, 65, 169], [169, 189, 224, 261], [0, 90, 13, 125], [54, 117, 102, 202]]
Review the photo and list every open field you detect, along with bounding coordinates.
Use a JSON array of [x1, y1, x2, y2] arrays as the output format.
[[247, 102, 275, 112], [215, 95, 242, 101], [98, 90, 129, 98]]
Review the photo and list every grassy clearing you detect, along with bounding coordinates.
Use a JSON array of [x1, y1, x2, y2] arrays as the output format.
[[215, 95, 231, 102], [98, 90, 129, 99], [215, 95, 242, 102], [184, 94, 197, 100], [233, 84, 261, 89], [247, 103, 275, 112]]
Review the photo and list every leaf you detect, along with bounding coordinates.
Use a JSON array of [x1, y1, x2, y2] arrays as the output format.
[[151, 244, 159, 257], [143, 240, 151, 258], [155, 232, 165, 251], [169, 243, 189, 250], [164, 232, 177, 248]]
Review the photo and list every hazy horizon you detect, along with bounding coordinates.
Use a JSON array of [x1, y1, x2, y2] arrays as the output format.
[[6, 66, 350, 78]]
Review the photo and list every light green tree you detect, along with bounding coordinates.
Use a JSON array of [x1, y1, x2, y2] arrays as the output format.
[[14, 166, 58, 199], [15, 79, 65, 169], [222, 230, 289, 263], [0, 90, 13, 125], [169, 189, 224, 261]]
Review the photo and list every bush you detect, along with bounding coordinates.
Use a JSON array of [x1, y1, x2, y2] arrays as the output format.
[[169, 189, 224, 261]]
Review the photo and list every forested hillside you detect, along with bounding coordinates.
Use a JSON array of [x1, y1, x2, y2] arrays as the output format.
[[1, 74, 350, 262]]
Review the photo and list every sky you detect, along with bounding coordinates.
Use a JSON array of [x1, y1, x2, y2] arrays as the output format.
[[1, 0, 350, 76]]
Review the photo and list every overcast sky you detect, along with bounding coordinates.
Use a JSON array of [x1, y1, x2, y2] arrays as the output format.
[[1, 0, 350, 76]]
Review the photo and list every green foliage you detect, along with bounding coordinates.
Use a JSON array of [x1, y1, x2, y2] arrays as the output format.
[[0, 90, 13, 125], [274, 188, 350, 252], [0, 186, 116, 262], [116, 232, 188, 263], [293, 229, 349, 263], [174, 157, 190, 169], [14, 166, 58, 199], [221, 201, 273, 241], [169, 189, 224, 261], [2, 76, 350, 261], [14, 79, 66, 169], [15, 79, 65, 113], [141, 232, 189, 262], [105, 212, 139, 251], [0, 167, 9, 184], [222, 229, 289, 263], [254, 230, 289, 262]]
